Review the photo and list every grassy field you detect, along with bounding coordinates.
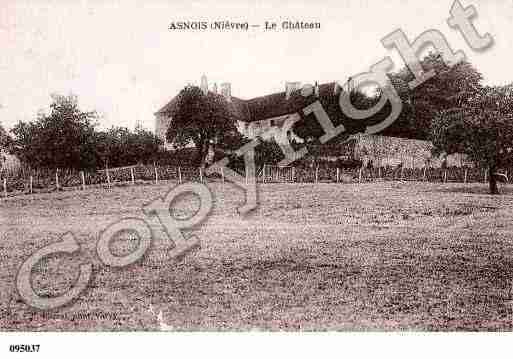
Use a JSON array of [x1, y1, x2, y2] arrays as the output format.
[[2, 180, 513, 331]]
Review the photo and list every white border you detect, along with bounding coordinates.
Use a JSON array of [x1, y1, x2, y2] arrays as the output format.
[[1, 332, 512, 359]]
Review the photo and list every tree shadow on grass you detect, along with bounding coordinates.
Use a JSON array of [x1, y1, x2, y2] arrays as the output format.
[[434, 184, 513, 196]]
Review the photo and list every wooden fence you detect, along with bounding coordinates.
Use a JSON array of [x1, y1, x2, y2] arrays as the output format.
[[260, 165, 498, 185], [0, 163, 506, 198]]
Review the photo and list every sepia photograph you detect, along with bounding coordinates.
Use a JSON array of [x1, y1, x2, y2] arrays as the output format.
[[1, 0, 513, 356]]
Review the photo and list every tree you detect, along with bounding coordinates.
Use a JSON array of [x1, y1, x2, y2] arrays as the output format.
[[291, 78, 412, 146], [0, 122, 13, 150], [333, 54, 483, 141], [166, 86, 240, 167], [0, 122, 12, 172], [131, 124, 163, 164], [95, 125, 162, 167], [431, 85, 513, 194], [11, 94, 99, 170], [397, 53, 483, 139]]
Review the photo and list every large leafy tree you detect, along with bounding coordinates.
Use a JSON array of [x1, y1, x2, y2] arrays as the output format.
[[431, 85, 513, 194], [130, 124, 163, 164], [398, 53, 483, 139], [11, 94, 162, 170], [293, 54, 482, 144], [95, 125, 162, 168], [291, 78, 412, 147], [11, 94, 98, 170], [166, 86, 240, 166], [292, 88, 370, 144]]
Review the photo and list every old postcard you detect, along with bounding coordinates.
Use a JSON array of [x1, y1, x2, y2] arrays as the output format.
[[1, 0, 513, 357]]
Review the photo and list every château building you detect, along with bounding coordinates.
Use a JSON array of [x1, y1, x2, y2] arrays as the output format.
[[154, 75, 346, 150], [154, 75, 466, 168]]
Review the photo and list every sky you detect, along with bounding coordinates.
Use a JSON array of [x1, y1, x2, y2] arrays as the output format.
[[0, 0, 512, 131]]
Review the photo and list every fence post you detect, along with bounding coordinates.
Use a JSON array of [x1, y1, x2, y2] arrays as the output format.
[[130, 167, 135, 185], [444, 170, 447, 183], [154, 163, 159, 184], [221, 167, 225, 183], [358, 167, 362, 183], [263, 164, 266, 184], [484, 169, 487, 183], [378, 166, 381, 179], [81, 171, 86, 190], [336, 168, 340, 183], [29, 175, 33, 194], [178, 166, 182, 184], [423, 167, 427, 181], [199, 167, 203, 183], [55, 170, 60, 190], [315, 166, 319, 184], [292, 167, 295, 183], [464, 168, 468, 184], [3, 178, 6, 198], [106, 166, 111, 187]]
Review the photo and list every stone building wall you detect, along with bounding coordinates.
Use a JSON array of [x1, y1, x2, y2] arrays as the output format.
[[154, 113, 174, 150]]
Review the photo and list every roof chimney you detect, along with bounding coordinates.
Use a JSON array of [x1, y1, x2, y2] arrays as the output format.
[[200, 74, 208, 95], [346, 76, 353, 93], [221, 82, 231, 101], [285, 81, 301, 100], [212, 83, 218, 94], [333, 82, 341, 95], [314, 81, 319, 97]]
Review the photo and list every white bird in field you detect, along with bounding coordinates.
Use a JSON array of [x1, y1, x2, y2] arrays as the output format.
[[148, 304, 174, 331]]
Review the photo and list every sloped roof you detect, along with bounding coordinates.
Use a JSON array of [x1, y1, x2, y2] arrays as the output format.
[[155, 91, 251, 120], [155, 79, 409, 123], [155, 96, 179, 115], [245, 82, 338, 123], [226, 96, 252, 121]]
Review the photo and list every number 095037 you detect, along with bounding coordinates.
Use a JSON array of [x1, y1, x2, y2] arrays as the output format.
[[9, 344, 40, 353]]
